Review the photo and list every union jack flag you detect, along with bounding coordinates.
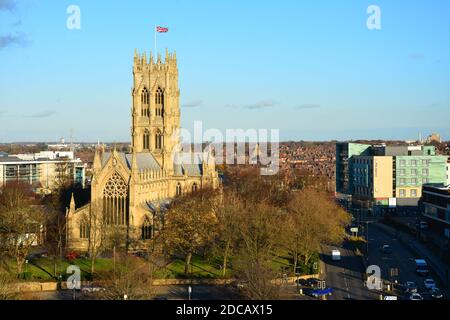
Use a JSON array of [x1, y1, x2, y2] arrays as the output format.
[[156, 26, 168, 33]]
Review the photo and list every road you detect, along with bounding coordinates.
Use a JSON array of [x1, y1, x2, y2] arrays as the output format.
[[322, 242, 377, 300], [366, 222, 448, 300]]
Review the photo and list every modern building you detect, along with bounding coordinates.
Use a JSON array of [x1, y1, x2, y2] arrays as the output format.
[[446, 157, 450, 186], [336, 142, 448, 213], [66, 49, 220, 252], [0, 151, 85, 192], [420, 184, 450, 249]]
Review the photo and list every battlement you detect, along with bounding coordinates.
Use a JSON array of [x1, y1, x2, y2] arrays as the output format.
[[133, 48, 177, 71]]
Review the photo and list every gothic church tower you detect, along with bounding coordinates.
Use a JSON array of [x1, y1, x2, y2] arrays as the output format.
[[131, 48, 180, 174]]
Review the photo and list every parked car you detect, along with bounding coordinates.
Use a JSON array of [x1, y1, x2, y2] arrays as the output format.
[[424, 278, 436, 290], [409, 293, 424, 301], [405, 281, 418, 293], [431, 288, 444, 300], [381, 245, 393, 254]]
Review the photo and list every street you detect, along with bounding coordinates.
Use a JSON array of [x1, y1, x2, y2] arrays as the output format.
[[322, 243, 377, 300]]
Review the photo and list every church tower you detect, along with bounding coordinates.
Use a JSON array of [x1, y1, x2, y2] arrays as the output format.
[[131, 48, 180, 174]]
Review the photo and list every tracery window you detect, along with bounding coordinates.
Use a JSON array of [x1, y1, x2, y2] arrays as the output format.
[[103, 172, 129, 225], [141, 218, 153, 240]]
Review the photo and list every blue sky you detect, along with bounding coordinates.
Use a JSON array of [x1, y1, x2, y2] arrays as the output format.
[[0, 0, 449, 142]]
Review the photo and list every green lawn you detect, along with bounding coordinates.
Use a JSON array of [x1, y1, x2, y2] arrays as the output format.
[[4, 249, 319, 282]]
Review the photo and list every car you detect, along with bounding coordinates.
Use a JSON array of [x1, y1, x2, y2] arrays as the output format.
[[405, 281, 418, 293], [430, 288, 444, 300], [305, 278, 322, 288], [303, 287, 333, 298], [331, 250, 341, 261], [424, 278, 436, 290], [381, 245, 393, 254], [417, 221, 429, 229], [295, 278, 309, 287], [81, 286, 106, 294], [409, 293, 424, 301]]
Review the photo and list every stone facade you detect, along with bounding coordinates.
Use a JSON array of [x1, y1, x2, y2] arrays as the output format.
[[66, 49, 219, 252]]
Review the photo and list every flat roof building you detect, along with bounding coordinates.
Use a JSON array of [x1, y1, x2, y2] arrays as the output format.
[[0, 151, 86, 193], [336, 142, 448, 214]]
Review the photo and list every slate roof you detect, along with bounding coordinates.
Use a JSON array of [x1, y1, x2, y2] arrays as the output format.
[[101, 152, 161, 170]]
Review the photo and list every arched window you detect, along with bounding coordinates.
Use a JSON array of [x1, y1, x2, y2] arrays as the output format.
[[192, 183, 198, 193], [79, 224, 90, 239], [143, 130, 150, 150], [103, 172, 129, 225], [155, 87, 164, 117], [141, 88, 149, 104], [141, 218, 153, 240], [155, 130, 163, 150], [176, 183, 182, 196]]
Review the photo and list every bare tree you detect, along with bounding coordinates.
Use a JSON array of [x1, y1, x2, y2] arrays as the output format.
[[94, 254, 155, 300], [0, 182, 45, 275], [233, 202, 281, 300], [162, 189, 219, 275]]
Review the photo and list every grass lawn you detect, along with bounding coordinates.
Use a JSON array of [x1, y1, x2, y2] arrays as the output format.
[[156, 255, 232, 279], [5, 249, 319, 282]]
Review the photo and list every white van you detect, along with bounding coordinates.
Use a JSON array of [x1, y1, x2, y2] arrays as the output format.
[[331, 250, 341, 261]]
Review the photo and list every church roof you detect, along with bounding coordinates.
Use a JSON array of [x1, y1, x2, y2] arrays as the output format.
[[173, 152, 203, 177], [101, 152, 161, 171]]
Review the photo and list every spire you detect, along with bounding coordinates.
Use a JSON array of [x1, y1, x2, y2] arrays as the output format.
[[131, 148, 138, 171], [165, 48, 169, 63], [93, 147, 102, 172], [69, 192, 76, 212]]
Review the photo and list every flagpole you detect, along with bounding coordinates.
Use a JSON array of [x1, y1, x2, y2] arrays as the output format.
[[154, 25, 157, 56]]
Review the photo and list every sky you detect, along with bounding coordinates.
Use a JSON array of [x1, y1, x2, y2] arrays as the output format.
[[0, 0, 449, 143]]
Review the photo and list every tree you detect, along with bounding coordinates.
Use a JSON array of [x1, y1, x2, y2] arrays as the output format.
[[0, 272, 15, 300], [162, 189, 219, 275], [94, 254, 155, 300], [0, 182, 45, 275], [233, 202, 281, 300], [214, 191, 242, 277], [283, 188, 351, 269]]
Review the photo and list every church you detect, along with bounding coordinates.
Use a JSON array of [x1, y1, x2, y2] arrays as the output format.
[[66, 49, 220, 252]]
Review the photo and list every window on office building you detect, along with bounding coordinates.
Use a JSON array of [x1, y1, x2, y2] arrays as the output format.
[[400, 160, 406, 167], [410, 160, 418, 166], [422, 159, 429, 166], [399, 189, 406, 197], [411, 178, 418, 184], [423, 178, 430, 184], [422, 169, 429, 176], [411, 169, 417, 176], [410, 189, 418, 197], [399, 178, 406, 185], [399, 169, 406, 176]]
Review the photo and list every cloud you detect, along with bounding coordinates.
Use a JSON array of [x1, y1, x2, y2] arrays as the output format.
[[0, 33, 27, 50], [296, 104, 321, 110], [182, 100, 203, 108], [0, 0, 16, 11], [24, 110, 57, 118], [226, 99, 277, 110], [408, 53, 425, 60]]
